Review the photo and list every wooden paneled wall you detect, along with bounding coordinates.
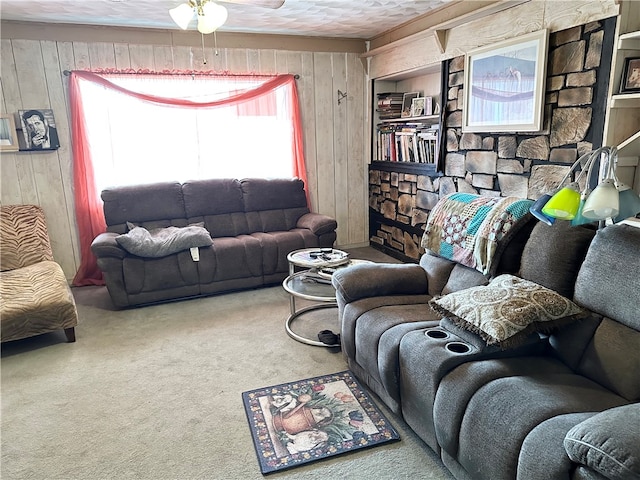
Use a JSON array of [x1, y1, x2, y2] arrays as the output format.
[[0, 35, 367, 280]]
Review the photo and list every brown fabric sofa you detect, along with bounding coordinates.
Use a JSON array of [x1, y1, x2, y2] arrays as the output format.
[[91, 178, 337, 308], [333, 213, 640, 480], [0, 204, 78, 343]]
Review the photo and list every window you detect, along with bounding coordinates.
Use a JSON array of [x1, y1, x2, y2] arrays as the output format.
[[77, 73, 297, 194]]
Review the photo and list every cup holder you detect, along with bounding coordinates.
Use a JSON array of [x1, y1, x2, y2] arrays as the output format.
[[445, 342, 472, 354], [425, 328, 449, 340]]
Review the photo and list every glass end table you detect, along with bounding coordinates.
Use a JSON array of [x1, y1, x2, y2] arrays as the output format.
[[282, 248, 370, 347]]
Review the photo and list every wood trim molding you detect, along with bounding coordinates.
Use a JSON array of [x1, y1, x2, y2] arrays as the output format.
[[0, 21, 366, 54], [363, 0, 531, 58]]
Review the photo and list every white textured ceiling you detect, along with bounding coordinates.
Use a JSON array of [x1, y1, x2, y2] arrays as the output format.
[[0, 0, 452, 39]]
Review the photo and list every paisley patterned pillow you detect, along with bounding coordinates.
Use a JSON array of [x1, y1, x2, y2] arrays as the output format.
[[429, 274, 584, 348]]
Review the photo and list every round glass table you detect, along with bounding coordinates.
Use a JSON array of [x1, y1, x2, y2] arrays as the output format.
[[282, 248, 370, 347]]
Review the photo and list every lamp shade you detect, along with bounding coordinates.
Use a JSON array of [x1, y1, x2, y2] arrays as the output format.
[[612, 184, 640, 223], [571, 191, 593, 226], [541, 183, 581, 220], [170, 3, 194, 30], [198, 1, 228, 34], [529, 193, 556, 226], [581, 178, 620, 220]]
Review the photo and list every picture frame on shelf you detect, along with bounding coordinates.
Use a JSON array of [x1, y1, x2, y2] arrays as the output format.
[[0, 114, 19, 152], [410, 97, 425, 117], [462, 29, 548, 133], [18, 108, 60, 151], [401, 92, 420, 118], [620, 57, 640, 93]]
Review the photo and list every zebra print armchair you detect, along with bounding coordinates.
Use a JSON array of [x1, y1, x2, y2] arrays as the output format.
[[0, 204, 77, 343]]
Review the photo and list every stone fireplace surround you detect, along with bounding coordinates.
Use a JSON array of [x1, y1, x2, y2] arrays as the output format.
[[370, 17, 616, 261]]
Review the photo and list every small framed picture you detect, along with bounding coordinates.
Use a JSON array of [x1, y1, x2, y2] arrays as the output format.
[[410, 97, 425, 117], [620, 57, 640, 93], [0, 114, 19, 152], [401, 92, 420, 118], [18, 108, 60, 151], [412, 97, 434, 117]]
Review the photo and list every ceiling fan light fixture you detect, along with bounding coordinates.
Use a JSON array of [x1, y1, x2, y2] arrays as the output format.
[[169, 3, 195, 30], [198, 1, 228, 34]]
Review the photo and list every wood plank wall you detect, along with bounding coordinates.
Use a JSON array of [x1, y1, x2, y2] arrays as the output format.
[[0, 35, 367, 281]]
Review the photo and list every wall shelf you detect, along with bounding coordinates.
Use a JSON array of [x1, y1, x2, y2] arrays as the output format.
[[370, 161, 440, 176], [617, 130, 640, 157], [618, 30, 640, 49], [611, 92, 640, 108], [379, 114, 440, 124]]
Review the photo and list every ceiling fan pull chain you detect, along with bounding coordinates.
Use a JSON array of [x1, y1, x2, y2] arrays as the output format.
[[201, 32, 207, 65], [214, 31, 219, 57]]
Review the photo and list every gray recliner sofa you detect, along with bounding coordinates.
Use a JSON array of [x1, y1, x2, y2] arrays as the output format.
[[91, 178, 337, 308], [333, 217, 640, 480]]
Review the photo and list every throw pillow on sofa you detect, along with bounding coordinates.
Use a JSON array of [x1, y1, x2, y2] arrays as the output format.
[[115, 223, 212, 258], [429, 274, 584, 348]]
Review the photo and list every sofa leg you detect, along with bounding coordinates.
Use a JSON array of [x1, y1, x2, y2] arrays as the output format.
[[64, 327, 76, 343]]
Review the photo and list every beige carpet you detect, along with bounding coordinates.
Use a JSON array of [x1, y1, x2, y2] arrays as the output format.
[[1, 247, 453, 480]]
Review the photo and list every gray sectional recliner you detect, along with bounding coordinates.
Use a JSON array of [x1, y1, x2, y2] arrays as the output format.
[[91, 178, 337, 308], [333, 215, 640, 480]]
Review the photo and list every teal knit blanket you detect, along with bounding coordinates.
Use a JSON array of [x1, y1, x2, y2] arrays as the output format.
[[421, 193, 533, 275]]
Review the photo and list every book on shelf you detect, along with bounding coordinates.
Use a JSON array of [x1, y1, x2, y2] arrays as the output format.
[[376, 92, 404, 120], [375, 122, 439, 164]]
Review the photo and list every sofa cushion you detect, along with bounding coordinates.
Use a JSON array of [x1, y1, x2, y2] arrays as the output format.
[[573, 224, 640, 331], [0, 204, 54, 271], [575, 318, 640, 402], [116, 223, 212, 258], [182, 179, 244, 217], [241, 178, 307, 211], [102, 182, 185, 229], [419, 252, 456, 296], [564, 404, 640, 480], [430, 274, 583, 348], [519, 221, 595, 299], [0, 261, 78, 342]]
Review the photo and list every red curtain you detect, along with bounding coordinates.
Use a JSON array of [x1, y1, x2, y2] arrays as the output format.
[[69, 71, 308, 286]]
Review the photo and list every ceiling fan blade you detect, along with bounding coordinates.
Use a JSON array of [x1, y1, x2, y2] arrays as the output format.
[[218, 0, 285, 9]]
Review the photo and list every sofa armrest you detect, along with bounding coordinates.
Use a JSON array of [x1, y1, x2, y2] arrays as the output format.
[[564, 403, 640, 480], [91, 232, 126, 260], [296, 213, 337, 236], [332, 263, 428, 304]]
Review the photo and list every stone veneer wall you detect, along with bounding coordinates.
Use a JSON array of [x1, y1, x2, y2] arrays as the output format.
[[369, 18, 615, 262]]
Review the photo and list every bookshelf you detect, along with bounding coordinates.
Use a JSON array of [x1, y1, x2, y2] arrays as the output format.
[[370, 67, 443, 176], [603, 4, 640, 193], [368, 66, 443, 261]]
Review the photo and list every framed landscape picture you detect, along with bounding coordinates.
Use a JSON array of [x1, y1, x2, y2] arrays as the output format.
[[0, 114, 19, 152], [462, 29, 548, 133]]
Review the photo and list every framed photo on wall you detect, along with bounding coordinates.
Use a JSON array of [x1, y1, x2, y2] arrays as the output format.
[[620, 57, 640, 93], [18, 108, 60, 151], [0, 114, 19, 152], [462, 29, 549, 133]]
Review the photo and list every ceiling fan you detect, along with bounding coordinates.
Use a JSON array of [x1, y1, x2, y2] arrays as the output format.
[[170, 0, 285, 34]]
